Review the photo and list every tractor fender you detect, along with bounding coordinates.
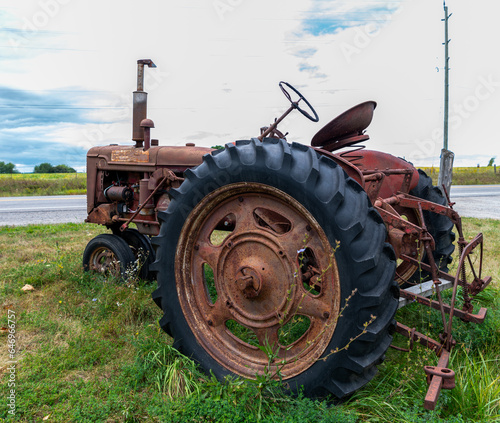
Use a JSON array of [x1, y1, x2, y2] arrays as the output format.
[[341, 149, 420, 198]]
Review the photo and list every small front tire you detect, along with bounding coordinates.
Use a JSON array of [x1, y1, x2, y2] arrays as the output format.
[[83, 234, 136, 280]]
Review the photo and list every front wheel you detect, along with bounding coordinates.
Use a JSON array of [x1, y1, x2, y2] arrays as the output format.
[[83, 234, 135, 280], [152, 139, 398, 398]]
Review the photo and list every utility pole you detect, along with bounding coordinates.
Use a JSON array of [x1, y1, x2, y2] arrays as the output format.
[[438, 1, 454, 196]]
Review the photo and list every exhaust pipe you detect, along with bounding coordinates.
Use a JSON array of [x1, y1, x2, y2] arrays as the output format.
[[132, 59, 156, 144]]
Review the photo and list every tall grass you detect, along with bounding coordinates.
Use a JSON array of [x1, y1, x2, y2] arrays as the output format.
[[448, 348, 500, 420]]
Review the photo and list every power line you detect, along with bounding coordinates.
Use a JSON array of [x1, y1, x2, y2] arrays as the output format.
[[0, 105, 128, 109], [0, 45, 92, 51]]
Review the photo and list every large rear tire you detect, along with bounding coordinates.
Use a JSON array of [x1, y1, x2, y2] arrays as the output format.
[[407, 169, 455, 283], [152, 138, 398, 398]]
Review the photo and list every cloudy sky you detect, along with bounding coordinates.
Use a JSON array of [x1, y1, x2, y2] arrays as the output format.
[[1, 0, 499, 172]]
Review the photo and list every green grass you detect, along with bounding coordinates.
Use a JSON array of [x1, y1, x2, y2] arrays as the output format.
[[0, 173, 86, 197], [0, 219, 498, 421], [0, 223, 355, 422]]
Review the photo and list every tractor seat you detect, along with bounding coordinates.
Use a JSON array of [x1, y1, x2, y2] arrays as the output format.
[[311, 101, 376, 152]]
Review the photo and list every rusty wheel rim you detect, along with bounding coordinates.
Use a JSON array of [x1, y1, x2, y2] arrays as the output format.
[[176, 183, 341, 380], [393, 207, 425, 283], [89, 247, 121, 275]]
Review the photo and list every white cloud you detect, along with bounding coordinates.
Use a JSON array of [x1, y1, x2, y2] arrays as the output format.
[[0, 0, 499, 170]]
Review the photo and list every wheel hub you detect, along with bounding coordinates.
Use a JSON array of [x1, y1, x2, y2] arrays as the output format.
[[90, 247, 119, 274], [218, 233, 295, 326]]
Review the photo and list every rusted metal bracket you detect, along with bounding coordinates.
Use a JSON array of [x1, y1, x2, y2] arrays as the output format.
[[395, 322, 444, 353], [424, 365, 455, 390], [393, 324, 456, 410], [424, 349, 453, 410], [363, 172, 385, 204], [377, 192, 462, 225], [394, 225, 491, 410], [400, 289, 487, 324]]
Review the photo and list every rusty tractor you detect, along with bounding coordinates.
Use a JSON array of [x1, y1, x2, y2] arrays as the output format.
[[83, 60, 491, 409]]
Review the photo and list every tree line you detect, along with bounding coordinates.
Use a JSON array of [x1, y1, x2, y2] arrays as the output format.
[[0, 161, 76, 174]]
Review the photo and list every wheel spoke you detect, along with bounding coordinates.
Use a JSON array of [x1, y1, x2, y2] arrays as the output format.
[[281, 222, 318, 258], [206, 298, 234, 329], [295, 293, 332, 321], [196, 240, 220, 270], [232, 200, 259, 234], [254, 325, 280, 350]]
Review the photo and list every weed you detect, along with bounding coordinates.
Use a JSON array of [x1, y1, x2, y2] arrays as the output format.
[[446, 348, 500, 421], [145, 345, 202, 400]]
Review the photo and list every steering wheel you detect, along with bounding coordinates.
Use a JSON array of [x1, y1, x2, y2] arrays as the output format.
[[279, 81, 319, 122]]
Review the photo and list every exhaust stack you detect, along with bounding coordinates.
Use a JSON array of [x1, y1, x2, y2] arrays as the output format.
[[132, 59, 156, 145]]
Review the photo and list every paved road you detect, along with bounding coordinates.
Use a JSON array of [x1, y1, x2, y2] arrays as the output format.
[[449, 185, 500, 220], [0, 195, 87, 226], [0, 185, 499, 226]]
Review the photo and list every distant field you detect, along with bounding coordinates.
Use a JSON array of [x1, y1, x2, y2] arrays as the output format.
[[421, 166, 500, 186], [0, 173, 86, 197], [0, 166, 498, 197]]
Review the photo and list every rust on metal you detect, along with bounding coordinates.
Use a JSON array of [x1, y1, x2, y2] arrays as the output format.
[[87, 245, 121, 275], [85, 203, 117, 226], [424, 350, 452, 410], [400, 289, 488, 324], [104, 186, 133, 203], [311, 101, 376, 150], [395, 322, 444, 353], [83, 61, 494, 409], [174, 182, 341, 380], [111, 149, 150, 163], [141, 118, 155, 152], [133, 59, 156, 142], [343, 150, 420, 197], [119, 173, 170, 232], [424, 366, 455, 389]]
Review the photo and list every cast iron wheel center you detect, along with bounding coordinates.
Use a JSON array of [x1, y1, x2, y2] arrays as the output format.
[[217, 232, 295, 326], [90, 247, 119, 274], [175, 182, 341, 380]]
